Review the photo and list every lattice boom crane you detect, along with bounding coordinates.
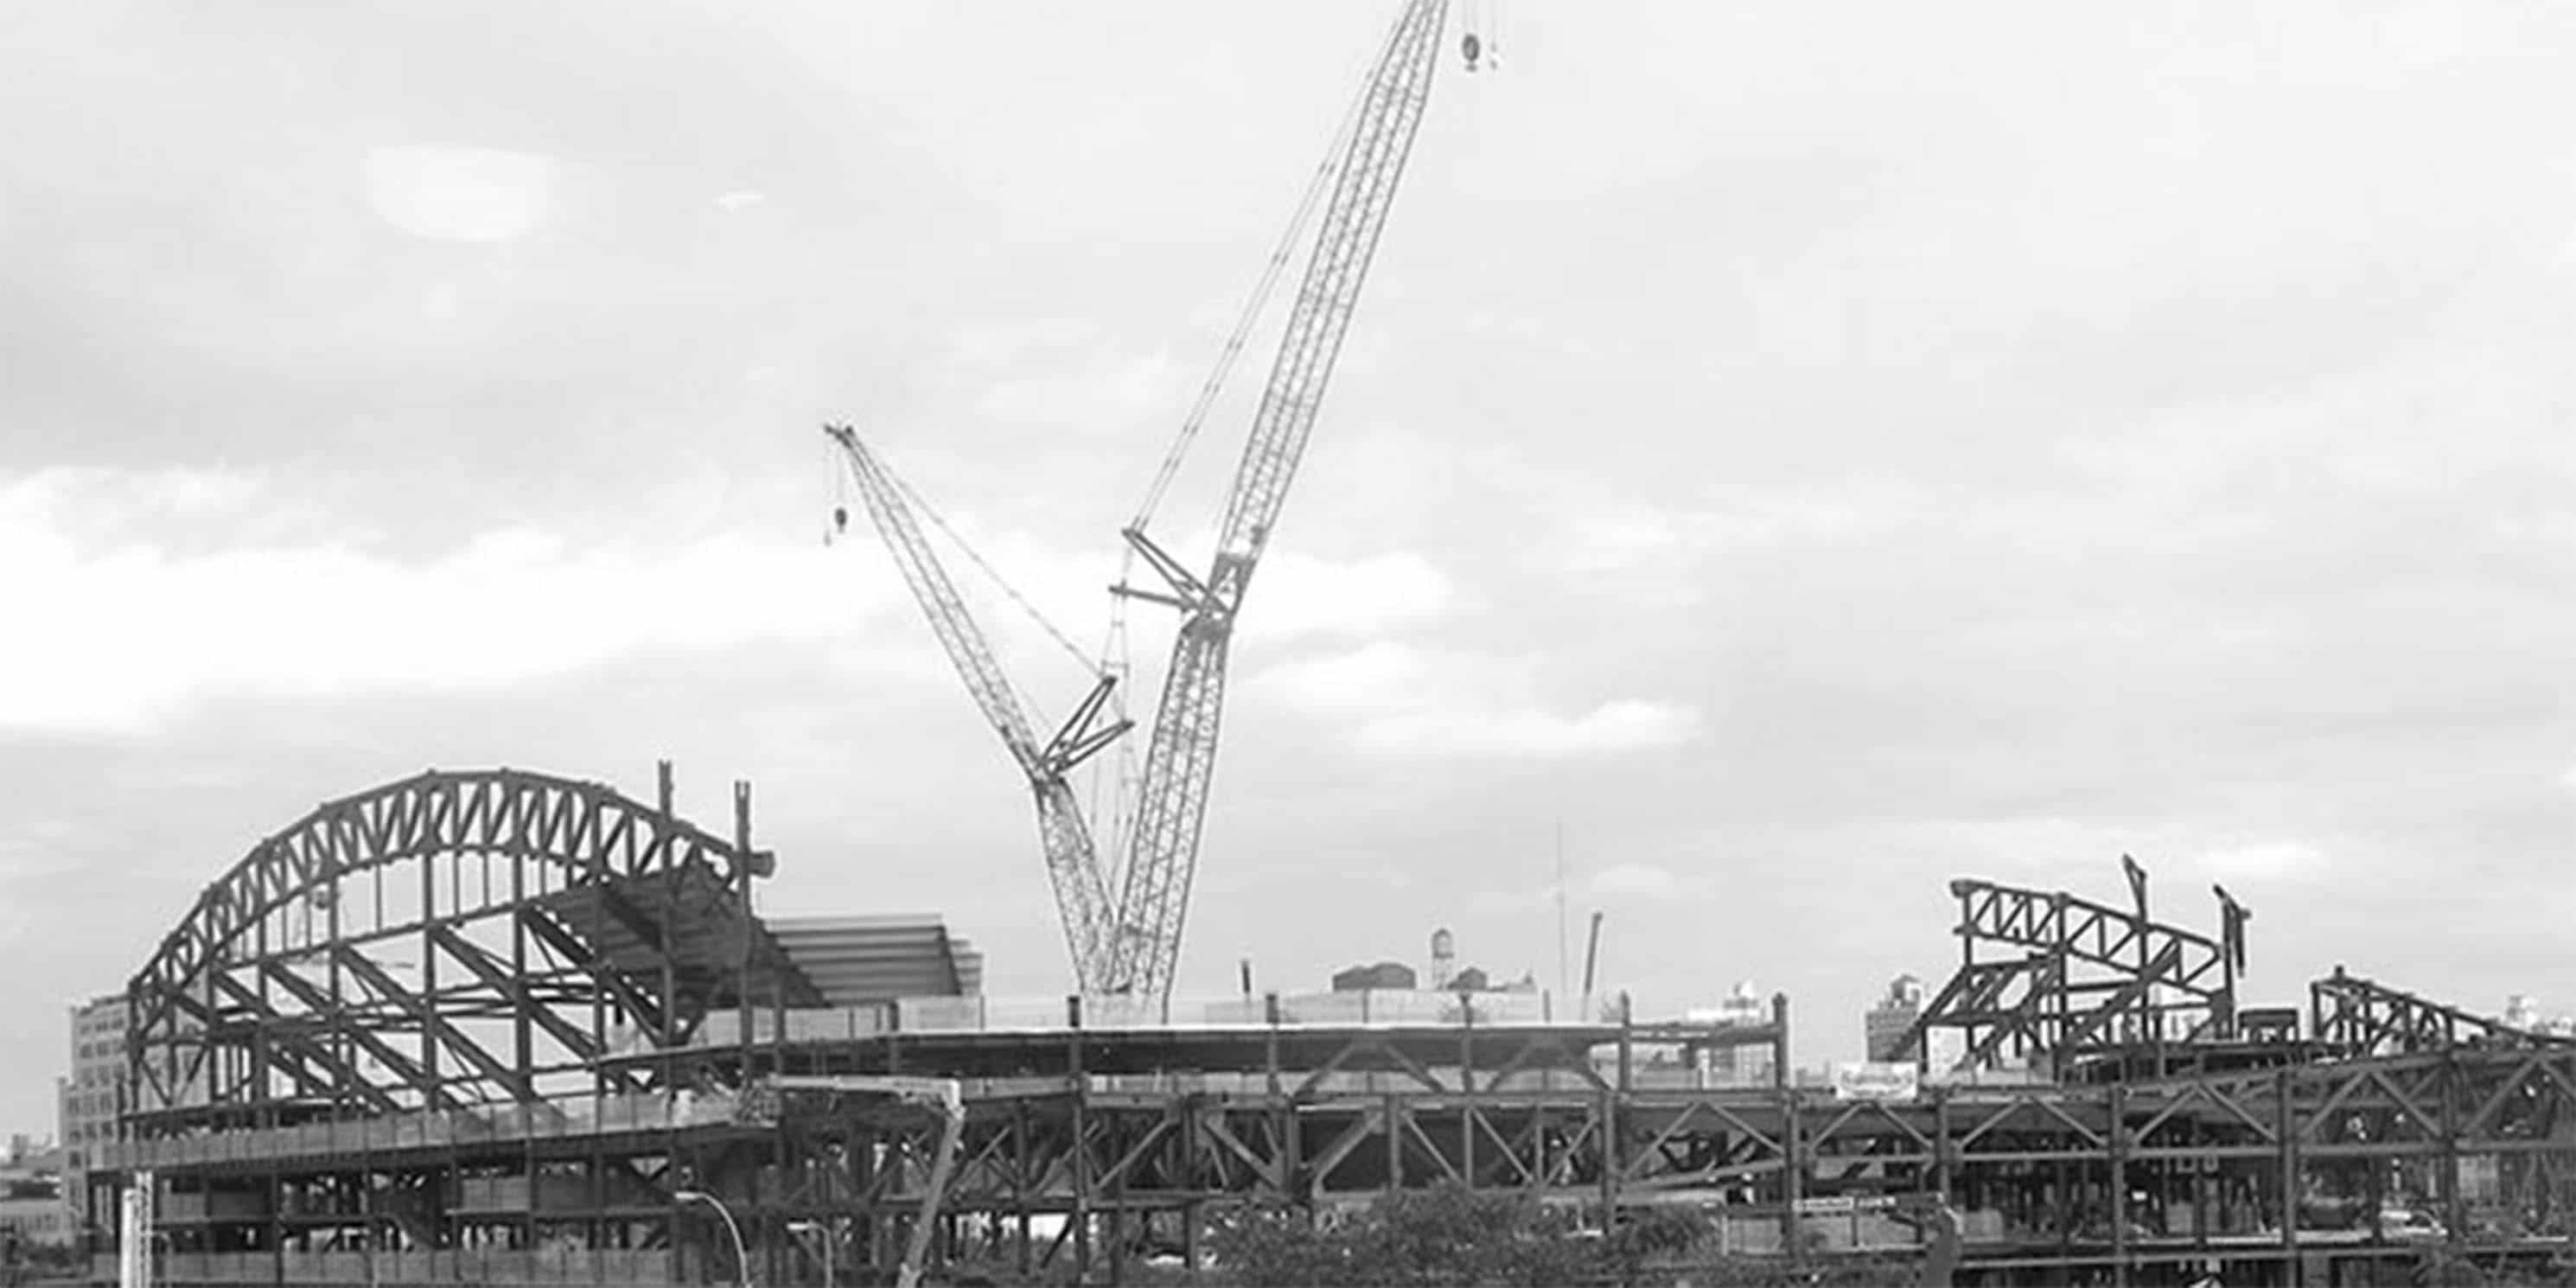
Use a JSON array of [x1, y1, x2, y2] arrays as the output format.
[[824, 424, 1132, 992], [1112, 0, 1456, 1000]]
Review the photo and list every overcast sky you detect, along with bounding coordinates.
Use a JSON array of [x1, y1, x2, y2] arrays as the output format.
[[5, 0, 2575, 1136]]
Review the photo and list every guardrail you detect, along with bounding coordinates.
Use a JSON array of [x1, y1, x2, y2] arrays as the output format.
[[99, 1248, 683, 1285], [97, 1090, 747, 1172], [692, 989, 1627, 1047], [98, 1068, 2070, 1175]]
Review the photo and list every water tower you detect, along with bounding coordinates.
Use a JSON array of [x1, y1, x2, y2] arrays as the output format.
[[1430, 928, 1456, 991]]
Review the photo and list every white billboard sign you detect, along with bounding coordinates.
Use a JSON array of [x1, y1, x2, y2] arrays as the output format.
[[1832, 1061, 1921, 1103]]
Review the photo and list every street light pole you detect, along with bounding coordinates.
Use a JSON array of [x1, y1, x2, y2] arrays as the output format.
[[785, 1220, 833, 1288], [674, 1190, 752, 1288]]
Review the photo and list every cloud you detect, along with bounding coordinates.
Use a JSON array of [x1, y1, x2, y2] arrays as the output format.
[[1366, 699, 1705, 758], [1243, 550, 1457, 641], [1470, 861, 1717, 917], [971, 351, 1186, 432], [1247, 642, 1704, 759], [1547, 477, 1930, 575], [2196, 841, 2326, 882], [944, 319, 1104, 369], [363, 145, 558, 243], [838, 512, 1459, 674], [0, 467, 915, 736], [1587, 861, 1717, 901]]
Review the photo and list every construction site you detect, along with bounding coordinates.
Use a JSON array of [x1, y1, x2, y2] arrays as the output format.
[[75, 766, 2576, 1287], [61, 3, 2576, 1286]]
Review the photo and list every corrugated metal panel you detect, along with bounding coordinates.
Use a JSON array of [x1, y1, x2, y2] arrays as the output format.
[[767, 915, 982, 1005]]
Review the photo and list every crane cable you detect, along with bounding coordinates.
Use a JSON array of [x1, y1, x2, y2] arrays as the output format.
[[875, 462, 1102, 681], [1097, 6, 1451, 877], [826, 437, 853, 545], [1123, 37, 1380, 536], [832, 440, 1101, 736], [1093, 28, 1390, 866]]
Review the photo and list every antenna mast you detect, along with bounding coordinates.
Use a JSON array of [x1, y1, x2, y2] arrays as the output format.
[[1554, 820, 1569, 1002]]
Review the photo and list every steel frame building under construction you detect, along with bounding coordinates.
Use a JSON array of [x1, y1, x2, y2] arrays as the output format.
[[80, 765, 2576, 1286]]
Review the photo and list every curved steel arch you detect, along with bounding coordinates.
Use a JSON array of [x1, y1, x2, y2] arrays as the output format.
[[125, 768, 813, 1131]]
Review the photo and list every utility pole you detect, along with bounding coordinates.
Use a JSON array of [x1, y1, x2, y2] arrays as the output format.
[[787, 1220, 833, 1288]]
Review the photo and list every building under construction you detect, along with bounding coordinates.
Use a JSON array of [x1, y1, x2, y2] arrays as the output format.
[[73, 764, 2576, 1286], [43, 0, 2570, 1281]]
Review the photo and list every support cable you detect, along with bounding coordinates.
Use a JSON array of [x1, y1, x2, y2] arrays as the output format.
[[1094, 35, 1386, 875], [1125, 38, 1379, 535], [875, 457, 1101, 681]]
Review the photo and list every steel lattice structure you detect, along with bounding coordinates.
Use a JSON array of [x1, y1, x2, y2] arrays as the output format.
[[1111, 0, 1453, 1001], [79, 809, 2576, 1287], [826, 0, 1456, 1004], [92, 1004, 2576, 1286], [824, 425, 1131, 994], [1902, 871, 2247, 1078], [2313, 968, 2576, 1062], [125, 767, 813, 1129]]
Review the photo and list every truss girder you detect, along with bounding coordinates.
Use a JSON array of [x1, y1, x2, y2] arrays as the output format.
[[1949, 880, 2226, 987], [825, 1049, 2576, 1242], [516, 904, 673, 1040], [2311, 969, 2576, 1060], [83, 1039, 2576, 1288], [1908, 877, 2246, 1075], [258, 955, 459, 1112], [206, 970, 399, 1115], [125, 768, 774, 1127], [331, 942, 535, 1103]]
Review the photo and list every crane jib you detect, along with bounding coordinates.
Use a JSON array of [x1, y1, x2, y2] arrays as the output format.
[[831, 0, 1457, 1004], [826, 424, 1127, 993], [1111, 0, 1453, 1003]]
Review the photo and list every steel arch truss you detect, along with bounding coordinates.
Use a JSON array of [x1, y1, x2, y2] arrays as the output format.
[[1905, 866, 2242, 1075], [2311, 968, 2576, 1060], [125, 768, 813, 1129]]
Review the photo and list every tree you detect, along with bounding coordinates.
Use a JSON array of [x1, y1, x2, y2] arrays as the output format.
[[1199, 1184, 1919, 1288], [1205, 1185, 1620, 1286]]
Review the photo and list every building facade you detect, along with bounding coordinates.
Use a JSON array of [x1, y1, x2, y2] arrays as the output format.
[[1687, 980, 1776, 1087], [0, 1137, 70, 1254], [59, 994, 129, 1229], [1865, 973, 1928, 1061], [1865, 972, 1968, 1071], [0, 1193, 71, 1250], [2507, 994, 2576, 1037]]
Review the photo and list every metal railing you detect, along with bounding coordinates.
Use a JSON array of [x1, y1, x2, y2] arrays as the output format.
[[696, 988, 1624, 1046], [97, 1089, 745, 1172], [102, 1248, 684, 1285]]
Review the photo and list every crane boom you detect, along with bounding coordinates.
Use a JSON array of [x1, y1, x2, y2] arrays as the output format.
[[1111, 0, 1452, 1000], [825, 424, 1131, 992]]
